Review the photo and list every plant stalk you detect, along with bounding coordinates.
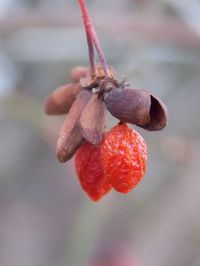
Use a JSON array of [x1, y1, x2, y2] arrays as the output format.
[[78, 0, 110, 78]]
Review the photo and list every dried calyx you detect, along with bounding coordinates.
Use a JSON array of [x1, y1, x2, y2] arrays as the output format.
[[44, 65, 168, 162], [103, 86, 168, 131]]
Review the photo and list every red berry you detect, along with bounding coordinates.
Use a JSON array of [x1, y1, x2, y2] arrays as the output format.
[[75, 141, 112, 201], [101, 123, 147, 193]]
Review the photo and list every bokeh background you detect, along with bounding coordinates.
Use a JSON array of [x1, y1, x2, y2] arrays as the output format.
[[0, 0, 200, 266]]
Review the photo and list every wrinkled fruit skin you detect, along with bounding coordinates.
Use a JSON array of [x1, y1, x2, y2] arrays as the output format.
[[75, 123, 147, 200], [101, 123, 147, 193], [75, 141, 112, 201]]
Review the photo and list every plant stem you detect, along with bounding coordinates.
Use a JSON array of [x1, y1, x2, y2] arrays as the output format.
[[77, 0, 110, 78], [86, 30, 96, 77]]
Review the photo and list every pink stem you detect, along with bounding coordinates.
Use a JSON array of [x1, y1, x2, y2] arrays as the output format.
[[78, 0, 110, 78], [86, 30, 96, 76]]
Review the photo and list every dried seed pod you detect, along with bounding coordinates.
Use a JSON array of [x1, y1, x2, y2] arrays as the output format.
[[79, 95, 107, 145], [70, 66, 89, 83], [142, 94, 168, 131], [104, 88, 151, 126], [104, 88, 168, 131], [80, 72, 93, 88], [44, 83, 82, 115], [56, 90, 91, 162]]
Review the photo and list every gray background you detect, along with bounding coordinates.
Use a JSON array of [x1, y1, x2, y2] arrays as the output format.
[[0, 0, 200, 265]]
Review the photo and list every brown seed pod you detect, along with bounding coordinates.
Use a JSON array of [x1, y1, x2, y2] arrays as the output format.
[[104, 88, 168, 131], [142, 94, 168, 131], [80, 72, 93, 88], [44, 83, 82, 115], [104, 88, 151, 126], [79, 94, 107, 145], [70, 66, 89, 83], [56, 90, 91, 162]]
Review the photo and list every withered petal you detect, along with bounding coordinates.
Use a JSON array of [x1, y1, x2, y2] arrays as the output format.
[[44, 83, 82, 115], [70, 66, 89, 83], [104, 88, 168, 131], [80, 73, 93, 88], [104, 88, 151, 126], [79, 94, 107, 145], [142, 94, 168, 131], [56, 90, 92, 162]]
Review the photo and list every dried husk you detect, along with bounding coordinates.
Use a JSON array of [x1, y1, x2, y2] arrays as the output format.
[[70, 66, 89, 83], [104, 88, 151, 126], [80, 72, 93, 88], [44, 83, 82, 115], [104, 88, 168, 131], [79, 95, 107, 145], [142, 94, 168, 131], [56, 90, 92, 162]]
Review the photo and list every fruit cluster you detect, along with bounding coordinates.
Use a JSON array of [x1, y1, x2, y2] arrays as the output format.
[[75, 123, 147, 201], [44, 0, 168, 201], [44, 65, 167, 201]]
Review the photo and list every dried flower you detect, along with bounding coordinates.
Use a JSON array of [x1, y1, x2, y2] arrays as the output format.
[[45, 64, 168, 164]]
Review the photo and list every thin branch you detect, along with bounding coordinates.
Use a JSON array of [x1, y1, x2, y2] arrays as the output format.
[[77, 0, 110, 77], [1, 12, 200, 49]]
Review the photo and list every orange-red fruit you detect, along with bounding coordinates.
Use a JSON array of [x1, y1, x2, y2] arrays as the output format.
[[75, 141, 112, 201], [101, 123, 147, 193]]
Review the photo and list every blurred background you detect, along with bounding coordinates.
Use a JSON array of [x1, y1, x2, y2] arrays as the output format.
[[0, 0, 200, 265]]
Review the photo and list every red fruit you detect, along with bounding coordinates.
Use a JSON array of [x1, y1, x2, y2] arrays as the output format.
[[75, 141, 112, 201], [101, 123, 147, 193]]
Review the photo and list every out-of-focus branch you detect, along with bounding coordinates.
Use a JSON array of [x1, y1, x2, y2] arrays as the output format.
[[97, 15, 200, 49], [0, 11, 200, 49], [0, 11, 79, 31]]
